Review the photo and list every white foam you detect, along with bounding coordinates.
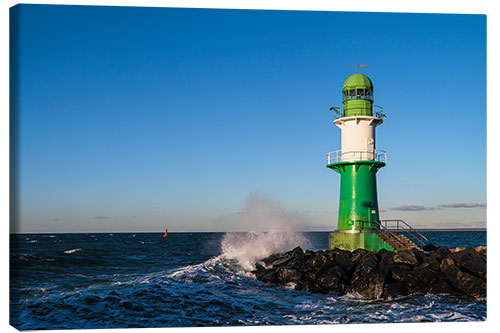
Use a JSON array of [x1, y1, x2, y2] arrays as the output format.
[[63, 248, 81, 254], [220, 194, 311, 271]]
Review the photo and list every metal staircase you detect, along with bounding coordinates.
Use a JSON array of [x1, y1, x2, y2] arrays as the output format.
[[353, 219, 427, 252], [376, 231, 422, 251]]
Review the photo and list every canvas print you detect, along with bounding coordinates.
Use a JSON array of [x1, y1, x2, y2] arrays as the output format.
[[9, 4, 486, 330]]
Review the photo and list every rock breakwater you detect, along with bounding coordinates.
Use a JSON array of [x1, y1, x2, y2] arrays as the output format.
[[252, 245, 486, 299]]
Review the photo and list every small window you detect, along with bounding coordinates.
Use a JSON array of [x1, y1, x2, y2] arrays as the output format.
[[356, 88, 364, 99]]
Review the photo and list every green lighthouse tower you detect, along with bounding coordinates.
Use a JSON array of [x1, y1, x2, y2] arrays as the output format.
[[327, 72, 393, 252]]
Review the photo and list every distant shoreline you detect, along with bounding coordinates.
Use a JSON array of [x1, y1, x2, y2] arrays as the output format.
[[9, 228, 486, 234]]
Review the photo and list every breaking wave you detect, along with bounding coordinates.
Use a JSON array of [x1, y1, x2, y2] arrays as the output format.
[[220, 194, 311, 270]]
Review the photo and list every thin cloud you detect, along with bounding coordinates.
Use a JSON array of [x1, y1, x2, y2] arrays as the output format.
[[93, 216, 111, 219], [438, 202, 486, 208], [389, 205, 435, 211]]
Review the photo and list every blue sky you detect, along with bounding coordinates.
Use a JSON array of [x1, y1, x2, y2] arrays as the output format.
[[11, 4, 486, 232]]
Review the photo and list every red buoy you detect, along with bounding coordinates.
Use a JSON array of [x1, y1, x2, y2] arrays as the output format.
[[163, 229, 168, 237]]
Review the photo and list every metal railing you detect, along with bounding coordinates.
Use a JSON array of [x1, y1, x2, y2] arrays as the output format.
[[331, 105, 385, 120], [351, 219, 428, 248], [380, 219, 428, 247], [327, 149, 387, 164]]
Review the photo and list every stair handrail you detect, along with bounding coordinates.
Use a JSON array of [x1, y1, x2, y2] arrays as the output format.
[[351, 219, 427, 249], [351, 219, 410, 249], [380, 219, 428, 247]]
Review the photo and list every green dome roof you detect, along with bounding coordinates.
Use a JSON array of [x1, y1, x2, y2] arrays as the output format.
[[342, 73, 373, 91]]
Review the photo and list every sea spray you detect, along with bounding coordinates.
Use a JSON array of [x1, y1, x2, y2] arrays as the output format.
[[221, 194, 311, 270]]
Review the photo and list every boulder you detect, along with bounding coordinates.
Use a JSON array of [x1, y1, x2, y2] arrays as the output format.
[[435, 246, 452, 258], [253, 245, 486, 300], [393, 250, 419, 268], [276, 267, 303, 284], [262, 252, 288, 267], [440, 257, 455, 273], [390, 266, 410, 282], [287, 246, 304, 257], [334, 250, 354, 272], [383, 282, 406, 299], [378, 250, 396, 270], [317, 266, 349, 294], [351, 249, 369, 264], [403, 268, 441, 294], [258, 269, 278, 284], [420, 252, 442, 271], [453, 253, 486, 278], [428, 279, 453, 294], [449, 247, 466, 253], [355, 252, 379, 275], [352, 270, 385, 300], [423, 243, 438, 252], [443, 265, 486, 298], [475, 245, 486, 256], [268, 256, 293, 268]]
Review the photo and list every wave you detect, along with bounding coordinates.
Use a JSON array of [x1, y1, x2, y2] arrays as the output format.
[[63, 248, 82, 254], [221, 230, 310, 271], [219, 194, 311, 270]]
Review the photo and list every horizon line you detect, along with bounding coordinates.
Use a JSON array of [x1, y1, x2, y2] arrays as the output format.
[[10, 228, 487, 234]]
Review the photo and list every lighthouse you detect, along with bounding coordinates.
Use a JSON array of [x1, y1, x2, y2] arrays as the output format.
[[327, 72, 393, 252]]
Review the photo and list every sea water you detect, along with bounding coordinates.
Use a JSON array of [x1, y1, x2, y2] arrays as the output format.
[[10, 231, 486, 330]]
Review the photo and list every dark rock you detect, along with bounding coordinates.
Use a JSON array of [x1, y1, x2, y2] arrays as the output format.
[[259, 269, 278, 283], [287, 258, 306, 269], [352, 270, 385, 299], [268, 256, 293, 268], [294, 280, 323, 293], [393, 250, 419, 268], [443, 265, 486, 298], [429, 279, 453, 294], [304, 249, 316, 258], [317, 266, 349, 294], [390, 266, 410, 282], [304, 269, 318, 282], [475, 246, 486, 256], [305, 254, 326, 271], [351, 249, 369, 263], [276, 267, 302, 284], [454, 253, 486, 278], [334, 250, 354, 272], [419, 253, 441, 271], [262, 252, 288, 266], [440, 257, 455, 273], [379, 265, 394, 283], [383, 282, 406, 299], [255, 246, 486, 300], [403, 268, 441, 294], [411, 248, 425, 265], [287, 246, 304, 258], [449, 247, 466, 253], [254, 263, 265, 271], [435, 246, 452, 258], [379, 250, 396, 270], [354, 253, 379, 277], [423, 244, 438, 252]]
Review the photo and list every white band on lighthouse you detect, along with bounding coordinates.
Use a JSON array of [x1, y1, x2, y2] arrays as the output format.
[[334, 116, 383, 162]]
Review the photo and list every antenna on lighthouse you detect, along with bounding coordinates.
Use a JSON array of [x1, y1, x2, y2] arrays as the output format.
[[348, 63, 368, 72]]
